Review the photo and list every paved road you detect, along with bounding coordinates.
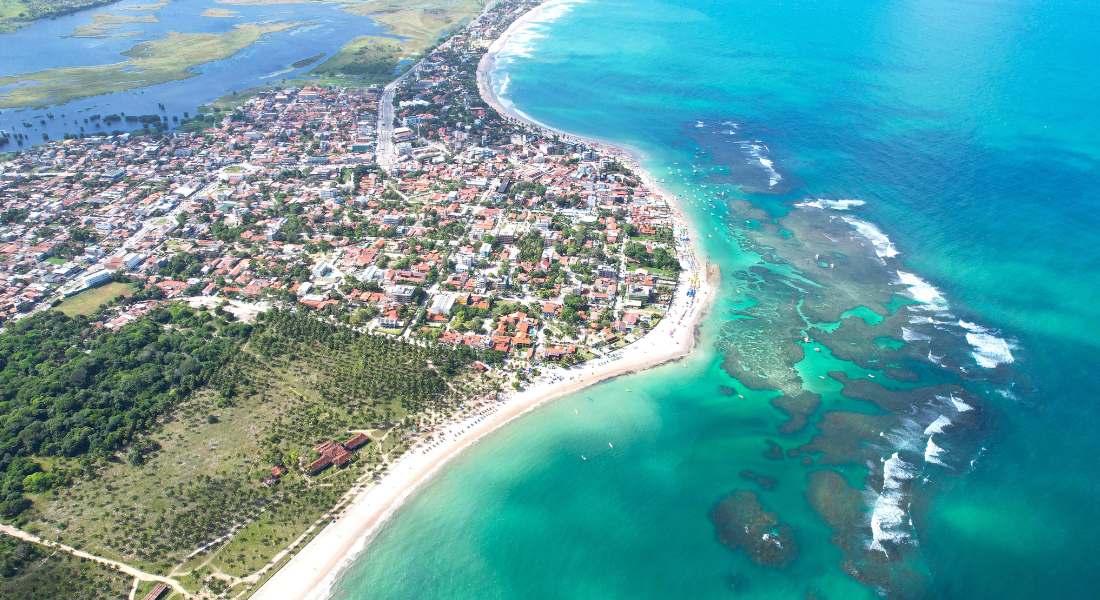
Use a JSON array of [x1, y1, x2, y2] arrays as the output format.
[[376, 63, 422, 169]]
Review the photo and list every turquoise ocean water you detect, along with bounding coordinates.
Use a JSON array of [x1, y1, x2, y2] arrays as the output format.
[[329, 0, 1100, 598]]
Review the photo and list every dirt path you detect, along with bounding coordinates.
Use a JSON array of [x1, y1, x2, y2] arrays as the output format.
[[0, 524, 193, 598]]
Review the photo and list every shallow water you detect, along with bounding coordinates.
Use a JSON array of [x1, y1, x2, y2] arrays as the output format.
[[0, 0, 385, 144], [331, 0, 1100, 597]]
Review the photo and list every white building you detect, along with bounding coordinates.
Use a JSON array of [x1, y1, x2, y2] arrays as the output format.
[[429, 293, 457, 315]]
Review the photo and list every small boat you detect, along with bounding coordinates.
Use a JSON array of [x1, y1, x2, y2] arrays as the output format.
[[625, 389, 632, 392], [575, 409, 579, 415], [581, 455, 587, 461], [609, 443, 614, 449]]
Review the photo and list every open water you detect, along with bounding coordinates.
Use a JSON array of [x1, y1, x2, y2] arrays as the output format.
[[344, 0, 1099, 598]]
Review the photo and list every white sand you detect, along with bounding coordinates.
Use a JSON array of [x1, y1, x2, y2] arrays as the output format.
[[250, 3, 718, 598], [250, 261, 714, 600]]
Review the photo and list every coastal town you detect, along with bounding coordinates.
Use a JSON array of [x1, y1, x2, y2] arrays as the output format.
[[0, 1, 698, 371], [0, 0, 711, 598]]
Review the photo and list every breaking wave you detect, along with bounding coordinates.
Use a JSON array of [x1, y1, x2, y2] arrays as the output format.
[[896, 271, 947, 310], [796, 198, 866, 210], [923, 415, 952, 435], [843, 216, 899, 259], [869, 453, 916, 553], [902, 327, 930, 342], [959, 320, 1015, 368], [924, 436, 947, 465]]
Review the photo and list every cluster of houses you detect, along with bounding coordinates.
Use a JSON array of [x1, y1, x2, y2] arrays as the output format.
[[0, 0, 689, 367]]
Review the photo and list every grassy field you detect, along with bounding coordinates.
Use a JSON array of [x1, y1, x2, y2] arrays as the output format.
[[69, 10, 159, 38], [310, 0, 486, 83], [22, 311, 477, 597], [54, 282, 135, 316], [0, 22, 300, 109]]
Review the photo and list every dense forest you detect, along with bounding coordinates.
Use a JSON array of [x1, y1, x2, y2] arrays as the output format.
[[0, 309, 242, 520]]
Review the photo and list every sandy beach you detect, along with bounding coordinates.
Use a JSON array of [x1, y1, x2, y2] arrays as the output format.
[[477, 0, 593, 139], [250, 262, 714, 600], [249, 3, 717, 599]]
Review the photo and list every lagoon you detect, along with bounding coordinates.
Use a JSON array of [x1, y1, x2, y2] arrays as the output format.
[[0, 0, 386, 145]]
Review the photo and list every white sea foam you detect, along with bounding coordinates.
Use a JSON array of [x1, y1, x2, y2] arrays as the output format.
[[882, 418, 925, 453], [896, 271, 947, 310], [902, 327, 930, 342], [496, 0, 581, 60], [869, 453, 915, 553], [939, 393, 974, 412], [924, 415, 952, 435], [924, 436, 947, 465], [741, 142, 782, 187], [958, 320, 1015, 368], [998, 388, 1018, 400], [843, 216, 899, 259], [796, 198, 866, 210]]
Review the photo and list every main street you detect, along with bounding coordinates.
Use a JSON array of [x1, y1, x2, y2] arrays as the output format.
[[376, 62, 422, 169]]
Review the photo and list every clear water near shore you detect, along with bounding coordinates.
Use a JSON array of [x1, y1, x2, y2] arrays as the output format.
[[329, 0, 1100, 598]]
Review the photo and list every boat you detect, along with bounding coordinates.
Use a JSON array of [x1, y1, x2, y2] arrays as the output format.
[[581, 455, 587, 461], [609, 443, 614, 448], [575, 409, 579, 414], [625, 389, 631, 392]]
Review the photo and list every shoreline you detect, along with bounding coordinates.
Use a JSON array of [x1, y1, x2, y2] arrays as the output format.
[[249, 3, 719, 599]]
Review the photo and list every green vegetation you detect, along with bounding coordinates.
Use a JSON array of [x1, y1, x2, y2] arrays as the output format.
[[517, 229, 546, 263], [311, 0, 486, 82], [0, 308, 241, 523], [0, 22, 300, 109], [310, 35, 406, 82], [54, 282, 136, 317], [625, 241, 681, 272], [291, 52, 326, 69], [0, 304, 482, 595], [68, 10, 158, 38], [0, 534, 132, 599], [0, 0, 119, 34]]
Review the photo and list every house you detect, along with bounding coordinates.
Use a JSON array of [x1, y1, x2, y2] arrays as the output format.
[[305, 440, 356, 475], [378, 309, 405, 329], [344, 433, 370, 451]]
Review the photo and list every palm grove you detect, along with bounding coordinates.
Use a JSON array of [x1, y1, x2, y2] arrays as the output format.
[[0, 296, 491, 596]]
